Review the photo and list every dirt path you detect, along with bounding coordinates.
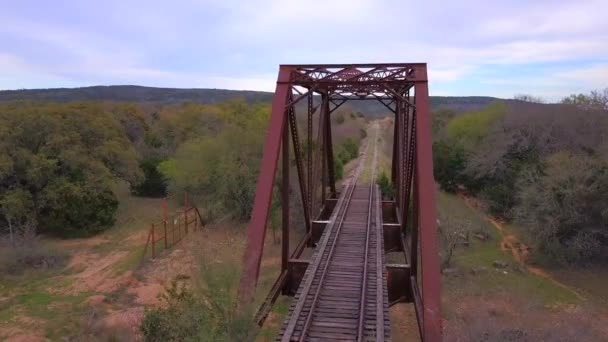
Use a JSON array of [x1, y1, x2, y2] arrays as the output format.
[[459, 194, 585, 301]]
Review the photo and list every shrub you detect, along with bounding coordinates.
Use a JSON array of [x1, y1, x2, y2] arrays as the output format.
[[38, 187, 119, 237], [0, 239, 67, 276], [131, 157, 168, 197], [437, 203, 472, 270], [515, 151, 608, 265], [341, 138, 359, 161], [335, 114, 345, 124], [377, 171, 394, 199], [334, 158, 344, 180], [141, 258, 256, 341], [432, 140, 467, 192]]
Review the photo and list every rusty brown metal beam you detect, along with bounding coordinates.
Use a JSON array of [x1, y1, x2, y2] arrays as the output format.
[[414, 77, 442, 342], [281, 114, 290, 275], [238, 67, 291, 303]]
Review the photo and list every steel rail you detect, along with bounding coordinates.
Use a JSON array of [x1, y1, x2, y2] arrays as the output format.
[[357, 124, 380, 341], [281, 136, 371, 342]]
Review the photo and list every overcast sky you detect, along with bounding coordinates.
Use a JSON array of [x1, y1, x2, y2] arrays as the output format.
[[1, 0, 606, 99]]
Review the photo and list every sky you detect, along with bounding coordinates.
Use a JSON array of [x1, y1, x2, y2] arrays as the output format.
[[0, 0, 607, 100]]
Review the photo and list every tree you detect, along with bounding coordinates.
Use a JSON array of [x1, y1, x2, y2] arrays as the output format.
[[131, 157, 168, 197], [0, 102, 142, 237], [561, 88, 608, 111], [159, 101, 269, 221], [513, 94, 545, 103], [0, 189, 33, 245], [432, 141, 467, 192], [515, 151, 608, 265], [446, 101, 506, 151]]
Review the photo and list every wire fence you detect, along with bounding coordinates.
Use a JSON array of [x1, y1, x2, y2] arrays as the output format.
[[140, 194, 204, 264]]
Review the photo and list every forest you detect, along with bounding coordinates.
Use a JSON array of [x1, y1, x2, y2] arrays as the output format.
[[2, 89, 607, 269], [1, 88, 607, 340], [0, 99, 366, 273], [433, 89, 608, 266]]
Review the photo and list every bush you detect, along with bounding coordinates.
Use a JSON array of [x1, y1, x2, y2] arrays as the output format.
[[338, 138, 359, 163], [432, 140, 467, 192], [0, 239, 67, 276], [515, 152, 608, 265], [141, 258, 256, 341], [332, 138, 360, 181], [377, 172, 394, 199], [131, 157, 168, 197], [334, 158, 344, 180], [335, 114, 345, 124], [479, 182, 517, 218], [38, 187, 119, 237]]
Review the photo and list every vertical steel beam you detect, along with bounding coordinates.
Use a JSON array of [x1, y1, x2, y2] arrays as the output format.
[[319, 95, 327, 204], [324, 96, 337, 196], [414, 78, 442, 342], [403, 90, 416, 233], [394, 102, 401, 213], [391, 113, 398, 186], [307, 92, 313, 219], [281, 115, 290, 274], [238, 67, 291, 303]]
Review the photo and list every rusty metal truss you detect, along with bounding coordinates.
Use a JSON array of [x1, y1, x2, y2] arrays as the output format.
[[238, 63, 442, 341]]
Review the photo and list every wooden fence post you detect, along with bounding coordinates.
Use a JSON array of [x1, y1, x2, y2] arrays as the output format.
[[194, 210, 198, 231], [185, 208, 189, 234], [151, 223, 156, 258], [162, 198, 168, 249]]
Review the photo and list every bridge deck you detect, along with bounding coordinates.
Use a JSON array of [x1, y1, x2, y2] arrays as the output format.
[[278, 128, 390, 341]]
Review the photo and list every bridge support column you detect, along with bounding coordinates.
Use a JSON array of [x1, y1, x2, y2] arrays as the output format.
[[415, 79, 442, 342], [281, 110, 290, 291], [238, 67, 292, 303]]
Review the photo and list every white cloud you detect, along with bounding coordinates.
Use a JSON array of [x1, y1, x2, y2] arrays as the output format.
[[0, 0, 606, 96]]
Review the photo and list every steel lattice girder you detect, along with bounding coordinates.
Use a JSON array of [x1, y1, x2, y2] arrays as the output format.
[[238, 63, 441, 342]]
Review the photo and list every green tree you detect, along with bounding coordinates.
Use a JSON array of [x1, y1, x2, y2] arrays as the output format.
[[0, 102, 141, 237], [159, 101, 268, 221], [515, 151, 608, 265], [446, 101, 506, 151], [0, 189, 33, 245], [131, 157, 168, 197], [432, 141, 467, 192]]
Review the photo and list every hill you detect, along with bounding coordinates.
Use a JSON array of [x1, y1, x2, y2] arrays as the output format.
[[0, 85, 504, 116]]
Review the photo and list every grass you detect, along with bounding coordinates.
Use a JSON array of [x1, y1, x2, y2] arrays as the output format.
[[257, 296, 290, 341], [0, 288, 90, 339], [552, 267, 608, 304], [439, 191, 582, 306], [111, 245, 147, 276]]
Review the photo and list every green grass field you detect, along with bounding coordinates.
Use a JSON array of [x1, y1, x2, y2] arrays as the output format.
[[439, 192, 581, 304]]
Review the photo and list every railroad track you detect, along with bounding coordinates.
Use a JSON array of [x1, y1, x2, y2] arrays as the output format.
[[279, 125, 390, 341]]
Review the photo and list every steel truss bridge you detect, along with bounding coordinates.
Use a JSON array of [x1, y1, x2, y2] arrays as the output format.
[[238, 63, 441, 341]]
